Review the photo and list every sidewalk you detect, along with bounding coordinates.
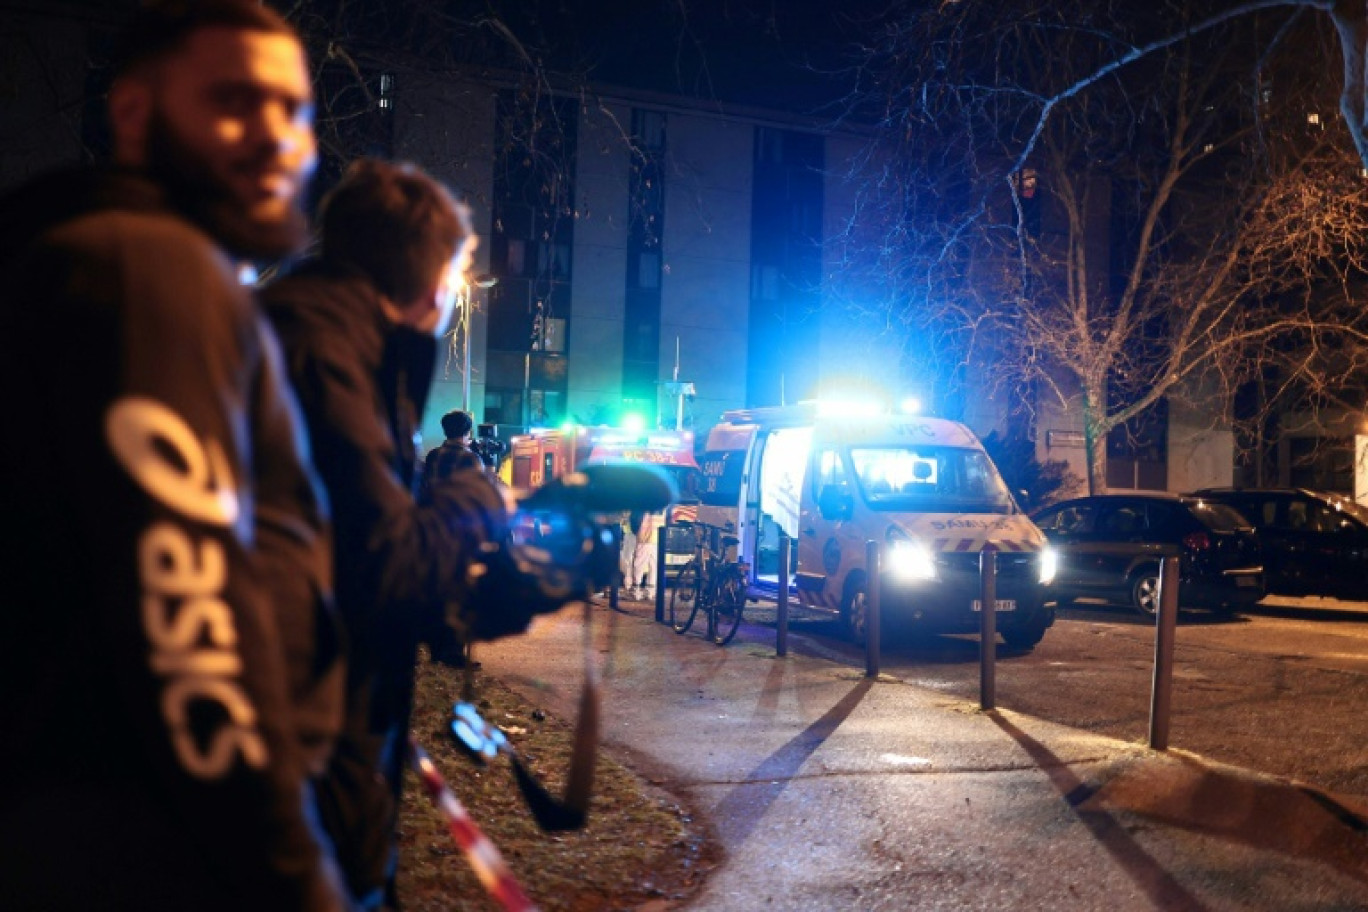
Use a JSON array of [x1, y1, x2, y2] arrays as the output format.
[[475, 596, 1368, 911]]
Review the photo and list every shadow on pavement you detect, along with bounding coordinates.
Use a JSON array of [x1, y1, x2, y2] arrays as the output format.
[[994, 712, 1368, 898], [712, 678, 874, 845], [1102, 752, 1368, 886], [990, 711, 1215, 912]]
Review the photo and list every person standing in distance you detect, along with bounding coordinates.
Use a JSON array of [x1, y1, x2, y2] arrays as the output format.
[[263, 158, 572, 909], [0, 2, 352, 909], [620, 509, 660, 600], [425, 409, 483, 480]]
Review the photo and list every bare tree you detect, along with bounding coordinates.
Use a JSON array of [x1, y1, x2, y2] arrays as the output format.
[[837, 0, 1368, 492]]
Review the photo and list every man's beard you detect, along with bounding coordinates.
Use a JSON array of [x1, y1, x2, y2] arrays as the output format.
[[145, 109, 309, 261]]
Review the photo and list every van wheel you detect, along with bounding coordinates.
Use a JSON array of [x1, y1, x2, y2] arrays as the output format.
[[1131, 567, 1161, 617], [840, 577, 868, 646]]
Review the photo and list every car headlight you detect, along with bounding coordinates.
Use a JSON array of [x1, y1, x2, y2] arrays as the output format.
[[886, 528, 938, 581], [1038, 547, 1058, 585]]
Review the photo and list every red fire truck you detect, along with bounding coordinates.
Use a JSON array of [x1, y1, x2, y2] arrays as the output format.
[[501, 425, 699, 492]]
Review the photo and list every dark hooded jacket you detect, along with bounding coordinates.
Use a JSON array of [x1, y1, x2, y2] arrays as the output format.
[[0, 167, 349, 911], [262, 260, 531, 901], [424, 436, 484, 482]]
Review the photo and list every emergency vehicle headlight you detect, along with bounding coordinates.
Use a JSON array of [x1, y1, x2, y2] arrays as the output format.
[[1038, 547, 1058, 585], [886, 531, 937, 581]]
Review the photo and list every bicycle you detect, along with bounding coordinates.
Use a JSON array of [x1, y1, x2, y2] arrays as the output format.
[[669, 520, 750, 645]]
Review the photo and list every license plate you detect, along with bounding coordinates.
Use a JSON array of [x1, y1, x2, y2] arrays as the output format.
[[972, 599, 1016, 612]]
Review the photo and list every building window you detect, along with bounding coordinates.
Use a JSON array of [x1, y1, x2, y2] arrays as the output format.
[[757, 128, 784, 165], [624, 108, 666, 403], [751, 264, 781, 301], [636, 109, 666, 152], [1289, 437, 1352, 493], [1104, 402, 1168, 491], [541, 317, 566, 354], [634, 251, 660, 289], [488, 90, 577, 427]]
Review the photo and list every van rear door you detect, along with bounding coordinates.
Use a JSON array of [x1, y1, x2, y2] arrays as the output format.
[[750, 426, 813, 587]]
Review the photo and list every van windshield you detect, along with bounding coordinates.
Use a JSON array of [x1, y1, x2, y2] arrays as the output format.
[[850, 446, 1014, 513]]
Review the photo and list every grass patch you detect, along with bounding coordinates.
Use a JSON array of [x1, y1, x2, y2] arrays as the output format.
[[399, 653, 714, 910]]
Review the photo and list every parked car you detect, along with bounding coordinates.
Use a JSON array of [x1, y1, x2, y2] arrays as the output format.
[[1030, 493, 1264, 616], [1189, 488, 1368, 600]]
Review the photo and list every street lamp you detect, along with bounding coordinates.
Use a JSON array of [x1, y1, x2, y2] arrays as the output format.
[[459, 274, 498, 412]]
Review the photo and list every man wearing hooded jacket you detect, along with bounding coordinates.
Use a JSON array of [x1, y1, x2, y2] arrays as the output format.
[[262, 158, 557, 909]]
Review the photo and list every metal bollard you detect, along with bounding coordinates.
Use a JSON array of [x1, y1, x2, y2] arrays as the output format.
[[610, 520, 622, 612], [865, 540, 881, 678], [777, 531, 790, 657], [1149, 554, 1180, 750], [655, 523, 667, 623], [979, 544, 998, 711]]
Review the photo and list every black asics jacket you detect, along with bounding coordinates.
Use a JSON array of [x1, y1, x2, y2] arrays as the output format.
[[0, 168, 349, 911]]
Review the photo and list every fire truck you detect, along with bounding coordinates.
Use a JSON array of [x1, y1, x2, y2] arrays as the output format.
[[501, 425, 702, 578], [501, 425, 699, 491]]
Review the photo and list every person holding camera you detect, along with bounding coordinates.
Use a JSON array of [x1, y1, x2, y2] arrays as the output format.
[[425, 409, 483, 482], [262, 158, 567, 910]]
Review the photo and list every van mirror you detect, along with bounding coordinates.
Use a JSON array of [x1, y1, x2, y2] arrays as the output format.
[[818, 484, 854, 521]]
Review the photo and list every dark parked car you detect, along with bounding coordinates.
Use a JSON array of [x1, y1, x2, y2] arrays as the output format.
[[1030, 493, 1264, 616], [1189, 488, 1368, 600]]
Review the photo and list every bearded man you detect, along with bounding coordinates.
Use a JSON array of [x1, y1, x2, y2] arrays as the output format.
[[0, 2, 352, 909]]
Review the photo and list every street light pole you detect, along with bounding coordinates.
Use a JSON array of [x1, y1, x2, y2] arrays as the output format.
[[461, 285, 471, 412], [462, 275, 497, 416]]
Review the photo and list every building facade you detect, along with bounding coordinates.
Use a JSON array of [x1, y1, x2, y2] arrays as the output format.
[[393, 73, 905, 449]]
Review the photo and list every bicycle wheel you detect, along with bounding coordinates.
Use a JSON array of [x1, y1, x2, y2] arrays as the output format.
[[710, 568, 746, 645], [670, 562, 702, 633]]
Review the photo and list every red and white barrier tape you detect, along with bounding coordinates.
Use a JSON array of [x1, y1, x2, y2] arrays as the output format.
[[409, 737, 539, 912]]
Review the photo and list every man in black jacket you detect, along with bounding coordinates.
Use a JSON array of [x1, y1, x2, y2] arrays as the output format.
[[263, 159, 558, 909], [426, 409, 483, 480], [0, 2, 351, 909]]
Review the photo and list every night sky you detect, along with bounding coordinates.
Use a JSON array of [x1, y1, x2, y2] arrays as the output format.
[[459, 0, 891, 114], [13, 0, 891, 117]]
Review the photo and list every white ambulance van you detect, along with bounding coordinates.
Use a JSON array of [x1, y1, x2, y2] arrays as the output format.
[[694, 403, 1057, 648]]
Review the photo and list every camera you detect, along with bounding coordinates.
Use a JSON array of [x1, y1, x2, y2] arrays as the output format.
[[465, 464, 676, 627], [471, 423, 508, 469]]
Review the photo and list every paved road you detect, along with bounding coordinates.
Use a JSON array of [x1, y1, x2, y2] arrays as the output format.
[[740, 594, 1368, 799], [475, 596, 1368, 911]]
